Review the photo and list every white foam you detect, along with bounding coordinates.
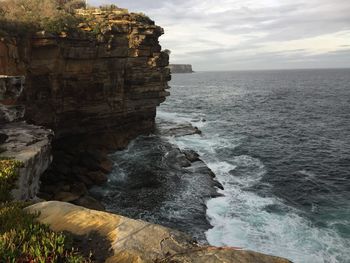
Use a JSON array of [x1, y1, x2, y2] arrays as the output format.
[[157, 108, 349, 263], [157, 110, 207, 129]]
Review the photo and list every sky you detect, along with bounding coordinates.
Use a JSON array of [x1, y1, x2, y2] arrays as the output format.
[[90, 0, 350, 71]]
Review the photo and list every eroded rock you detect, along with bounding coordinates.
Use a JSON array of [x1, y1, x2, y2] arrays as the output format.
[[0, 122, 53, 200]]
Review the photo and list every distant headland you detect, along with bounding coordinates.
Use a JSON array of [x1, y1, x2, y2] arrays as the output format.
[[169, 64, 194, 73]]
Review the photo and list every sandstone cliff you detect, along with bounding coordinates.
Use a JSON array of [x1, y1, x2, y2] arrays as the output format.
[[0, 8, 171, 203], [0, 9, 170, 140], [169, 64, 194, 73]]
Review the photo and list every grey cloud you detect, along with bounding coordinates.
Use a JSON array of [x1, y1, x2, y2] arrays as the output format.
[[90, 0, 350, 70]]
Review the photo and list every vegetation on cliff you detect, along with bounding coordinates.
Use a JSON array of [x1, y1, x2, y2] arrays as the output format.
[[0, 0, 153, 37], [0, 158, 23, 202], [0, 160, 90, 262], [0, 0, 87, 35], [0, 202, 89, 262]]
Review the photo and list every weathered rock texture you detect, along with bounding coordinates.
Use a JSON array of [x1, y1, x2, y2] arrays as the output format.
[[0, 9, 170, 140], [0, 9, 170, 202], [26, 201, 292, 263], [0, 75, 52, 200], [0, 122, 52, 200], [169, 64, 194, 73], [0, 75, 25, 123]]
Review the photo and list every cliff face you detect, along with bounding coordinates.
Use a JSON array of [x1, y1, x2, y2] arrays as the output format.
[[0, 9, 170, 140], [169, 64, 194, 73], [0, 9, 170, 201]]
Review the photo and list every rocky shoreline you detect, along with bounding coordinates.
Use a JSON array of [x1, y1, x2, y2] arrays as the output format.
[[0, 6, 292, 263]]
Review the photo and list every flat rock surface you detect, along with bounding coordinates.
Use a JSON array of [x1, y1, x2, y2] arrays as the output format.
[[0, 122, 53, 200], [0, 122, 52, 162], [26, 201, 292, 263]]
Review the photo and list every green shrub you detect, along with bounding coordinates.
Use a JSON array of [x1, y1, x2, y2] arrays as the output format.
[[0, 202, 88, 262], [0, 158, 23, 202], [0, 0, 86, 35]]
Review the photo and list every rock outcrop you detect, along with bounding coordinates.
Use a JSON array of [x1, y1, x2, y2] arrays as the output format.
[[0, 75, 52, 200], [0, 9, 170, 140], [169, 64, 194, 73], [26, 201, 292, 263], [0, 8, 171, 202]]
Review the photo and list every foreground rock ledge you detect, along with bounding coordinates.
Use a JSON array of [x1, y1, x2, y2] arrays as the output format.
[[26, 201, 292, 263]]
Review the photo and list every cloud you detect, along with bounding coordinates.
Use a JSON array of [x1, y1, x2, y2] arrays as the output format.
[[90, 0, 350, 70]]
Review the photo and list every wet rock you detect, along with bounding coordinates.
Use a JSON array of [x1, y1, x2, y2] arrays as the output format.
[[100, 159, 113, 174], [182, 149, 200, 162], [186, 161, 216, 178], [176, 154, 192, 167], [87, 171, 108, 185], [79, 154, 102, 172], [156, 121, 202, 137]]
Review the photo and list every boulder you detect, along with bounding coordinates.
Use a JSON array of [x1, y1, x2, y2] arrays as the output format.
[[54, 191, 81, 202], [100, 159, 113, 174], [87, 171, 108, 185], [25, 202, 292, 263]]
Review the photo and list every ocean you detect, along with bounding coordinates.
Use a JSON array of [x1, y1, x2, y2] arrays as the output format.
[[93, 69, 350, 263]]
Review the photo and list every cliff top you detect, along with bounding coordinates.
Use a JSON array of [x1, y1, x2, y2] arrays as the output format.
[[0, 0, 158, 37]]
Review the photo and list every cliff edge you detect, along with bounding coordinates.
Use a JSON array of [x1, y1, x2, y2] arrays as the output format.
[[26, 201, 292, 263]]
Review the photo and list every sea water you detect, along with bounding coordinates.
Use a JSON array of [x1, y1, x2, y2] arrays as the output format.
[[158, 69, 350, 263], [94, 69, 350, 263]]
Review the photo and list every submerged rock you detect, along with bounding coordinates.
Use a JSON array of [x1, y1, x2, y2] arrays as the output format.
[[25, 201, 292, 263], [156, 121, 202, 137]]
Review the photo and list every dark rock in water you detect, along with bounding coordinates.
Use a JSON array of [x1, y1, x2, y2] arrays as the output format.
[[156, 120, 202, 137], [182, 149, 200, 162], [87, 171, 108, 185], [186, 161, 216, 178], [100, 159, 113, 174], [91, 135, 220, 243], [212, 180, 224, 190]]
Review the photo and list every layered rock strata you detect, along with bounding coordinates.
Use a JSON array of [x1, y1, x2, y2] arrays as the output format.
[[0, 9, 171, 139], [0, 8, 170, 204], [26, 201, 292, 263], [0, 75, 52, 200]]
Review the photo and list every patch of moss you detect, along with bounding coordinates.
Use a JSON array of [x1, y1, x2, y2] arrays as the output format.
[[0, 158, 23, 202], [0, 202, 89, 262]]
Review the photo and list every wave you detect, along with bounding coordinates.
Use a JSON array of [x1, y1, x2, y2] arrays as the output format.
[[158, 109, 350, 263]]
